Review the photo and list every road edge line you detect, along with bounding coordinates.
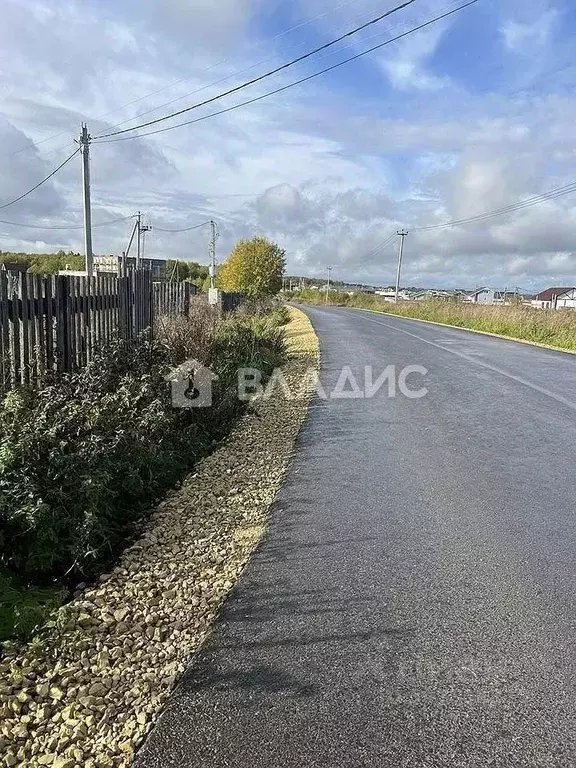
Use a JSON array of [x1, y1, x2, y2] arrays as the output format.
[[347, 307, 576, 357]]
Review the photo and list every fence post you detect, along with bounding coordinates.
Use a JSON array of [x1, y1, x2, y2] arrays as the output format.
[[145, 271, 152, 336], [184, 282, 191, 315], [45, 276, 55, 374], [0, 272, 9, 389], [55, 274, 71, 372]]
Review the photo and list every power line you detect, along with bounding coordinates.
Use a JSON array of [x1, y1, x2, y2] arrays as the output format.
[[93, 0, 395, 138], [18, 30, 569, 166], [153, 220, 213, 233], [2, 0, 370, 160], [94, 1, 480, 144], [411, 179, 576, 232], [0, 148, 79, 210], [363, 232, 397, 260], [0, 215, 135, 231], [95, 0, 419, 140]]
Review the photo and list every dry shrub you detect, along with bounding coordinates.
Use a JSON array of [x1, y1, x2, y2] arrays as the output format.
[[155, 300, 218, 366]]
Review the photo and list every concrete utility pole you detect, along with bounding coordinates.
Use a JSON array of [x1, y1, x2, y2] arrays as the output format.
[[209, 220, 218, 289], [325, 266, 332, 304], [125, 218, 139, 259], [136, 215, 151, 268], [395, 230, 408, 304], [79, 124, 93, 277], [136, 212, 142, 268]]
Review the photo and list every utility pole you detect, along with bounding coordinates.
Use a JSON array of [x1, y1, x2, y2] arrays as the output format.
[[79, 124, 93, 277], [137, 216, 151, 269], [125, 218, 139, 259], [395, 230, 408, 303], [136, 212, 141, 268], [325, 266, 332, 304], [140, 225, 150, 263], [209, 220, 218, 290]]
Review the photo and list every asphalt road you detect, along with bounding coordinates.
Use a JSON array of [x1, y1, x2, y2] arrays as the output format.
[[136, 307, 576, 768]]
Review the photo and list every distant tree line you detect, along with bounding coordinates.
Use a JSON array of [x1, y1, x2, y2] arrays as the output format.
[[165, 259, 209, 288], [1, 235, 286, 300], [0, 250, 84, 274], [0, 251, 212, 285]]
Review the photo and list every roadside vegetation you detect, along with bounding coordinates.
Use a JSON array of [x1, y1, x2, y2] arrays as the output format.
[[0, 299, 288, 644], [217, 236, 286, 299], [0, 307, 318, 768], [291, 289, 576, 352]]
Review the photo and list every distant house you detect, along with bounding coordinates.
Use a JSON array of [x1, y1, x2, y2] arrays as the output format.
[[532, 287, 576, 310], [94, 255, 167, 280], [375, 288, 411, 303], [412, 289, 461, 302], [463, 287, 496, 305]]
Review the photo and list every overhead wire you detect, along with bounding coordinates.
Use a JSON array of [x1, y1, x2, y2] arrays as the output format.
[[410, 179, 576, 232], [0, 215, 135, 231], [94, 0, 420, 139], [1, 0, 375, 159], [363, 232, 398, 259], [21, 51, 570, 165], [94, 1, 480, 144], [0, 148, 80, 210], [153, 220, 213, 233], [92, 0, 398, 137]]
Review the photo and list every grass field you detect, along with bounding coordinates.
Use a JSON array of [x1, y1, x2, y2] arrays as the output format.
[[290, 290, 576, 352]]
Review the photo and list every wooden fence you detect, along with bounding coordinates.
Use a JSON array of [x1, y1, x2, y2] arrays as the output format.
[[153, 281, 193, 316], [0, 269, 193, 390]]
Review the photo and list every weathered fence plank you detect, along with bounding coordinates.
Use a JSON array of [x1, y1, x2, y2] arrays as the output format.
[[34, 274, 45, 383], [28, 276, 38, 385], [19, 273, 30, 387], [45, 276, 54, 374], [0, 267, 197, 391], [0, 273, 10, 388]]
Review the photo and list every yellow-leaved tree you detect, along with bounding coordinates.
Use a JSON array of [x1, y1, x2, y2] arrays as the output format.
[[218, 237, 285, 299]]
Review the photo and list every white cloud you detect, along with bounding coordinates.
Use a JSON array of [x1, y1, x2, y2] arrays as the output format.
[[502, 8, 558, 54], [134, 0, 263, 51], [379, 22, 451, 91]]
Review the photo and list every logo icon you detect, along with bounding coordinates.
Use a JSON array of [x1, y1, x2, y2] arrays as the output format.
[[165, 359, 218, 408]]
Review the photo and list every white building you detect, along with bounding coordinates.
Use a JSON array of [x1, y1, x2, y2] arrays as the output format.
[[375, 288, 411, 303], [532, 287, 576, 310], [412, 289, 462, 302], [463, 287, 496, 305]]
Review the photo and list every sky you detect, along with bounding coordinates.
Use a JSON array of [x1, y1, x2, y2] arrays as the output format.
[[1, 0, 576, 289]]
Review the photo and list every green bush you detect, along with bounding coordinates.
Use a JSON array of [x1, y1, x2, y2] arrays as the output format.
[[0, 311, 286, 594], [0, 574, 66, 642]]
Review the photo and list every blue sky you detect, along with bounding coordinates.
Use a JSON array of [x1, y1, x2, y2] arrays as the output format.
[[0, 0, 575, 289]]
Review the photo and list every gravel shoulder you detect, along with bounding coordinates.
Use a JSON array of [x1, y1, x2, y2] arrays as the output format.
[[0, 307, 319, 768]]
